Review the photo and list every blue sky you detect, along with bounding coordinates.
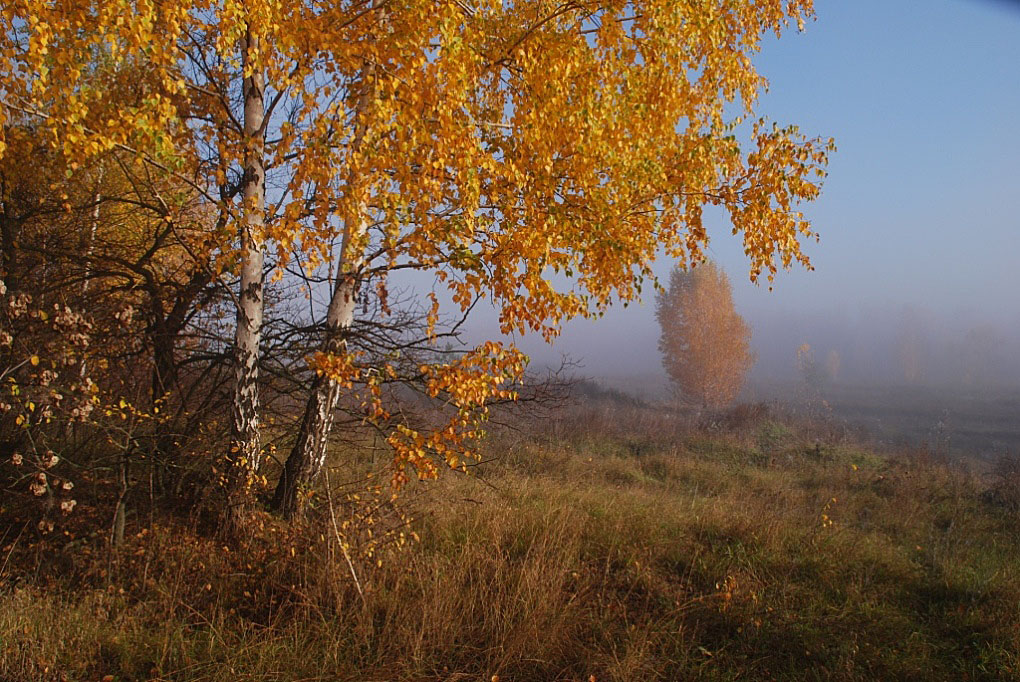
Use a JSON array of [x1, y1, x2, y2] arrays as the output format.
[[740, 0, 1020, 313], [488, 0, 1020, 382]]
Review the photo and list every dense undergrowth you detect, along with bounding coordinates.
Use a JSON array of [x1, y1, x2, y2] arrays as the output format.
[[3, 398, 1020, 681]]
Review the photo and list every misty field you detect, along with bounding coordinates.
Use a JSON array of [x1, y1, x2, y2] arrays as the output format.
[[816, 384, 1020, 461], [597, 376, 1020, 462], [4, 392, 1020, 681]]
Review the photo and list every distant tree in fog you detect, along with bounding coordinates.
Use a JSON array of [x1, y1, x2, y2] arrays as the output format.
[[656, 262, 754, 410], [796, 343, 827, 394], [961, 325, 1006, 387], [896, 307, 930, 385], [826, 349, 842, 383]]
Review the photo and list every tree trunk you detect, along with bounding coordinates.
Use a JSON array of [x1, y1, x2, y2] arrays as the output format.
[[0, 200, 21, 292], [77, 183, 100, 380], [151, 305, 176, 406], [141, 268, 212, 496], [111, 449, 128, 547], [226, 27, 266, 523], [270, 65, 374, 518], [271, 276, 358, 517]]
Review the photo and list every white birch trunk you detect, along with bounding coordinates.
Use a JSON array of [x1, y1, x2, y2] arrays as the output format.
[[228, 28, 266, 511], [271, 276, 358, 515], [271, 69, 372, 516]]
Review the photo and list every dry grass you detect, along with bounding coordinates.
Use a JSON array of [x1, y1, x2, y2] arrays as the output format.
[[3, 400, 1020, 680]]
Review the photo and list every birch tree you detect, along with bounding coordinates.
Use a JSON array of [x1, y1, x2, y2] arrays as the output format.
[[2, 0, 833, 522], [657, 262, 754, 410]]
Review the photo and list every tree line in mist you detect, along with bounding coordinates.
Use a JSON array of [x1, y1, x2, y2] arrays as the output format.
[[746, 305, 1020, 389]]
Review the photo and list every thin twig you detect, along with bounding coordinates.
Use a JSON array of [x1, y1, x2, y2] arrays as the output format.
[[324, 467, 365, 605], [0, 521, 27, 580]]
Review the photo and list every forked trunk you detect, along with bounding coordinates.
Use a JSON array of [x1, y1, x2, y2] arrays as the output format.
[[226, 28, 266, 524], [270, 276, 358, 516]]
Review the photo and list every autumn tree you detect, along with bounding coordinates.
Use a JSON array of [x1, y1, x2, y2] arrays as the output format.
[[960, 324, 1006, 388], [795, 342, 825, 398], [656, 262, 754, 410], [896, 306, 930, 386], [0, 112, 235, 486], [825, 349, 841, 383], [2, 0, 832, 522]]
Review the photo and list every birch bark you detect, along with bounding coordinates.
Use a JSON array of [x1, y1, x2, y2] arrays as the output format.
[[227, 27, 266, 518], [270, 69, 373, 517]]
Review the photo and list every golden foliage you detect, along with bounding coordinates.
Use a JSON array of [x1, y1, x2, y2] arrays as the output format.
[[656, 262, 753, 409], [1, 0, 832, 481], [2, 0, 831, 307]]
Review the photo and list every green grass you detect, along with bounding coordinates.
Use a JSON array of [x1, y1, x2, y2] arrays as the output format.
[[3, 404, 1020, 680]]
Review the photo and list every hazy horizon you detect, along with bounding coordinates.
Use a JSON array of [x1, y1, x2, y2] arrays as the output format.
[[445, 0, 1020, 397]]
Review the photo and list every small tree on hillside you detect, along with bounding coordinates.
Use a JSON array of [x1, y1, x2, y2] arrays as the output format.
[[657, 262, 754, 410]]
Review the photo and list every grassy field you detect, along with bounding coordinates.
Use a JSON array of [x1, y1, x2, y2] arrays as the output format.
[[597, 374, 1020, 462], [812, 384, 1020, 461], [3, 397, 1020, 680]]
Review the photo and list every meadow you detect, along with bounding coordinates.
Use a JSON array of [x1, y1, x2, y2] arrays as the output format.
[[811, 384, 1020, 461], [4, 387, 1020, 681]]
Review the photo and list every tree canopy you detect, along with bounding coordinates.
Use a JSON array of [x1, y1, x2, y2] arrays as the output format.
[[1, 0, 832, 523]]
